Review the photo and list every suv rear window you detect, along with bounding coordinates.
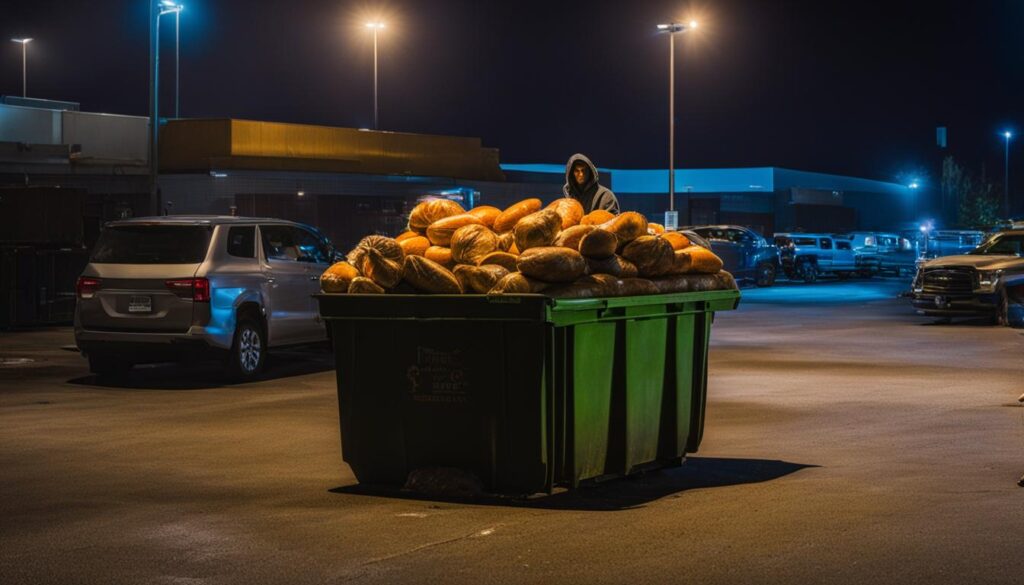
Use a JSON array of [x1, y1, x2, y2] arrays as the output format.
[[227, 226, 255, 258], [792, 237, 816, 246], [90, 225, 212, 264]]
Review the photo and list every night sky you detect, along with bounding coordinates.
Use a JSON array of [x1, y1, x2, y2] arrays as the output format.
[[4, 1, 1023, 186]]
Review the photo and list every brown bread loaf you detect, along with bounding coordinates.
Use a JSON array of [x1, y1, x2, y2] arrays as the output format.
[[648, 222, 666, 235], [320, 261, 360, 293], [621, 235, 676, 277], [578, 228, 618, 259], [402, 255, 463, 294], [476, 251, 519, 272], [452, 265, 475, 292], [517, 247, 587, 283], [348, 276, 386, 294], [553, 224, 596, 250], [544, 281, 604, 298], [399, 236, 431, 257], [662, 231, 691, 250], [468, 205, 501, 228], [580, 209, 615, 226], [453, 264, 510, 293], [409, 199, 465, 233], [497, 231, 515, 252], [585, 255, 639, 278], [513, 209, 562, 251], [488, 272, 549, 294], [575, 273, 622, 296], [690, 271, 737, 292], [426, 214, 484, 246], [667, 249, 692, 274], [681, 245, 724, 274], [600, 211, 648, 244], [619, 277, 659, 296], [651, 274, 691, 294], [361, 248, 404, 288], [424, 246, 455, 269], [493, 198, 542, 233], [651, 271, 737, 294], [450, 224, 499, 264], [347, 235, 404, 269], [396, 230, 419, 242], [546, 198, 585, 229]]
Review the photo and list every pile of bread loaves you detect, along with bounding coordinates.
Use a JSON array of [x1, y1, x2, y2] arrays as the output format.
[[320, 197, 735, 298]]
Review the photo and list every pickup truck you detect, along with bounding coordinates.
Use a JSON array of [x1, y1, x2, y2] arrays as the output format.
[[686, 225, 780, 286], [911, 229, 1024, 325], [774, 233, 859, 283]]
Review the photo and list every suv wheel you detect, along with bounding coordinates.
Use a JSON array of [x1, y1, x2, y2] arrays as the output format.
[[228, 317, 266, 380], [88, 354, 132, 378], [756, 263, 777, 287]]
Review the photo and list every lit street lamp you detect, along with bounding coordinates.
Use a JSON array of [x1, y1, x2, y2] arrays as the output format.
[[10, 38, 32, 98], [160, 0, 185, 119], [1003, 131, 1013, 218], [149, 1, 184, 215], [365, 21, 386, 130], [656, 20, 697, 229]]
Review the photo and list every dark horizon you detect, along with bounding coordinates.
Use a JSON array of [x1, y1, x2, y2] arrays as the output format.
[[4, 0, 1022, 186]]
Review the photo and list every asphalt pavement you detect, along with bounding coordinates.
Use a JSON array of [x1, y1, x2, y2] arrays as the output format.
[[1, 279, 1022, 585]]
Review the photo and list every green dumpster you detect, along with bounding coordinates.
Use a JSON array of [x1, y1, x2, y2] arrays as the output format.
[[317, 289, 740, 495]]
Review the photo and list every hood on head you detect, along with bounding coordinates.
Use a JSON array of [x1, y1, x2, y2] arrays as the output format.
[[565, 153, 599, 192]]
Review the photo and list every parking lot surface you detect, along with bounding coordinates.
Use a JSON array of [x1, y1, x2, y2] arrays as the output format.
[[1, 279, 1022, 584]]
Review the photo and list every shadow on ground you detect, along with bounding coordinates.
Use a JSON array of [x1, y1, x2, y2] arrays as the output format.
[[330, 457, 817, 512], [66, 345, 334, 390]]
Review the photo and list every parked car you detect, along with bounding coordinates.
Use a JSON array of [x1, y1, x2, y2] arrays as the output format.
[[842, 231, 917, 275], [773, 233, 858, 282], [75, 216, 338, 380], [911, 229, 1024, 325], [685, 225, 780, 286]]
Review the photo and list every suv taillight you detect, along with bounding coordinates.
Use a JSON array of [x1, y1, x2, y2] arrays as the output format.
[[76, 276, 101, 299], [165, 278, 211, 303]]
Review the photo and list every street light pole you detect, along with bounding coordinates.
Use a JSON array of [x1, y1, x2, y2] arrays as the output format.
[[656, 21, 697, 228], [10, 38, 32, 98], [175, 8, 181, 118], [365, 22, 385, 130], [1004, 131, 1013, 218], [149, 2, 161, 215]]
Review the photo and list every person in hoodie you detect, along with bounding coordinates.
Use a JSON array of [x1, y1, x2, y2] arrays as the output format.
[[562, 153, 620, 214]]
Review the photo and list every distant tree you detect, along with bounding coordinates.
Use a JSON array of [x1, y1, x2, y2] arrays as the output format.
[[941, 156, 1000, 228]]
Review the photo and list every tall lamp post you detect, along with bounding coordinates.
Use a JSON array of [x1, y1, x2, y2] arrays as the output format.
[[365, 22, 386, 130], [10, 38, 32, 98], [160, 1, 184, 118], [656, 20, 697, 230], [1003, 131, 1013, 219], [149, 1, 185, 216]]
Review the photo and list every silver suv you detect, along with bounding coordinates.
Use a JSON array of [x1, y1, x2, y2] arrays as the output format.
[[74, 216, 336, 380]]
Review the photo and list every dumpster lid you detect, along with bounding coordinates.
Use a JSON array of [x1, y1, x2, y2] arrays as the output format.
[[316, 289, 740, 322]]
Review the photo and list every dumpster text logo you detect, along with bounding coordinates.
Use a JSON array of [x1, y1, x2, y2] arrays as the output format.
[[407, 347, 469, 404]]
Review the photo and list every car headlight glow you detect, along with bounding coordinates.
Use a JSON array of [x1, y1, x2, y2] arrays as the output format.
[[977, 269, 1003, 291]]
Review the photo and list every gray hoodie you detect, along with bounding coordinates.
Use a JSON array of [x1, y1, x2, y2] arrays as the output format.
[[562, 153, 620, 214]]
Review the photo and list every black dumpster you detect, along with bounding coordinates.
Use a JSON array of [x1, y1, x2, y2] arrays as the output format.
[[317, 289, 740, 494]]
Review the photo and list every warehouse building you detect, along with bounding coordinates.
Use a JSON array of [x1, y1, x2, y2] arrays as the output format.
[[503, 164, 915, 236], [1, 100, 912, 324]]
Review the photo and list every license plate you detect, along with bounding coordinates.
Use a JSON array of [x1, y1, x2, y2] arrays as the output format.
[[128, 296, 153, 313]]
